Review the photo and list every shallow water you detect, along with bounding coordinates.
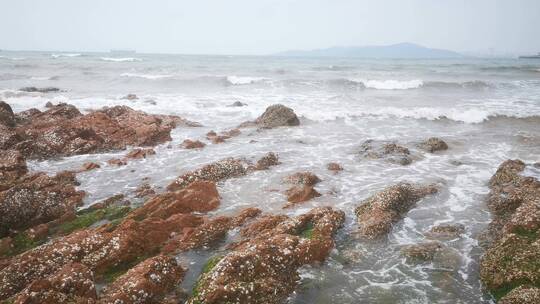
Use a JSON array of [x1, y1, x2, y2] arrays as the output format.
[[1, 51, 539, 303]]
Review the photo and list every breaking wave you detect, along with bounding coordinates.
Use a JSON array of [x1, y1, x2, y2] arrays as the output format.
[[51, 53, 82, 58], [120, 73, 173, 80], [100, 57, 142, 62], [226, 76, 267, 85]]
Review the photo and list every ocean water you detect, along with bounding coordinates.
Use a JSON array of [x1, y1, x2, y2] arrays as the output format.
[[1, 51, 539, 303]]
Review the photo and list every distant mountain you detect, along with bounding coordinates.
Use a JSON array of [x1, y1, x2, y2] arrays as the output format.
[[275, 43, 464, 59]]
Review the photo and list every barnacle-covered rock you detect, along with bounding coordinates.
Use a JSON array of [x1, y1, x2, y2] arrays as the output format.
[[417, 137, 448, 153], [359, 140, 413, 165]]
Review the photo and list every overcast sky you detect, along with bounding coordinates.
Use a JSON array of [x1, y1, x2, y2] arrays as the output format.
[[1, 0, 539, 55]]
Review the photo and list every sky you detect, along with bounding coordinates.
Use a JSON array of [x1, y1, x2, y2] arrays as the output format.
[[1, 0, 540, 55]]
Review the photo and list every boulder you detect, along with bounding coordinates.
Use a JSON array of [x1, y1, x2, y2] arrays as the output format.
[[401, 241, 444, 261], [359, 140, 413, 165], [253, 152, 280, 170], [240, 104, 300, 129], [285, 185, 321, 206], [0, 101, 16, 127], [355, 183, 438, 238], [327, 162, 343, 172], [418, 137, 448, 153], [425, 223, 465, 239], [167, 158, 247, 191], [124, 148, 156, 159], [284, 171, 321, 186], [228, 101, 247, 107], [187, 207, 344, 304], [181, 139, 206, 149]]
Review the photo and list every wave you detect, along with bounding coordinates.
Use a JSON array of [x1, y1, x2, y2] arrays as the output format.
[[51, 53, 82, 58], [348, 79, 424, 90], [120, 73, 173, 80], [312, 65, 355, 71], [100, 57, 142, 62], [422, 80, 491, 90], [480, 65, 540, 73], [341, 79, 493, 90], [226, 76, 267, 85]]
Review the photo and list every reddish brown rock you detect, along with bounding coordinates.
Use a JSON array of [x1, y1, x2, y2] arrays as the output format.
[[240, 214, 289, 238], [162, 208, 261, 254], [11, 263, 97, 304], [253, 152, 280, 170], [99, 255, 185, 304], [124, 148, 156, 159], [79, 162, 101, 172], [418, 137, 448, 153], [285, 185, 321, 206], [327, 162, 343, 172], [210, 135, 228, 144], [3, 102, 199, 159], [0, 169, 84, 238], [355, 183, 438, 239], [221, 128, 241, 137], [167, 158, 247, 191], [181, 139, 206, 149], [480, 160, 540, 300], [134, 183, 156, 199], [107, 158, 127, 166], [188, 207, 344, 304], [0, 150, 28, 191], [129, 181, 220, 221], [284, 171, 321, 186]]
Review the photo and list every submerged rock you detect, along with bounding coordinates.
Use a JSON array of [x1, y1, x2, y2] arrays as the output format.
[[355, 183, 438, 239], [188, 207, 344, 304], [253, 152, 280, 170], [359, 140, 413, 165], [228, 101, 247, 107], [401, 241, 444, 261], [125, 148, 156, 159], [425, 223, 465, 239], [480, 159, 540, 301], [19, 87, 60, 93], [285, 185, 321, 206], [121, 93, 138, 100], [78, 162, 101, 172], [284, 171, 321, 186], [327, 162, 344, 172], [418, 137, 449, 153], [181, 139, 206, 149], [239, 104, 300, 129]]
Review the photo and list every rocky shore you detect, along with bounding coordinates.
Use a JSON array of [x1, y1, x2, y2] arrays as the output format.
[[0, 100, 535, 303]]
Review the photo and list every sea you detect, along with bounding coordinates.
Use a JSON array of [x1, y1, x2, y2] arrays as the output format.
[[1, 51, 539, 303]]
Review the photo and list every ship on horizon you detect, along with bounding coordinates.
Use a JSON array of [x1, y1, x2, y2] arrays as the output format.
[[519, 52, 540, 59]]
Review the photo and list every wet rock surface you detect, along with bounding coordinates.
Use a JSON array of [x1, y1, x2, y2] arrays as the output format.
[[0, 102, 199, 159], [359, 140, 413, 165], [355, 183, 438, 238], [239, 104, 300, 129], [480, 159, 540, 301], [418, 137, 449, 153], [182, 139, 206, 149], [285, 185, 321, 206], [188, 207, 345, 304], [425, 223, 465, 239]]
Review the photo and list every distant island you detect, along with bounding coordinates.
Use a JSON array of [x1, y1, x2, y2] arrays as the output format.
[[275, 42, 464, 59]]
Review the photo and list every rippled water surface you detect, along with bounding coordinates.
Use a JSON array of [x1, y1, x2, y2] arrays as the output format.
[[1, 51, 539, 303]]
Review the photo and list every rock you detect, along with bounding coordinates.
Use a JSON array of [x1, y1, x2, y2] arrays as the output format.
[[181, 139, 206, 149], [134, 183, 156, 198], [162, 208, 261, 254], [285, 186, 321, 206], [19, 87, 60, 93], [100, 255, 186, 304], [188, 207, 344, 304], [210, 135, 228, 144], [240, 104, 300, 129], [425, 223, 465, 239], [79, 162, 101, 172], [355, 183, 438, 239], [4, 102, 198, 159], [401, 241, 444, 261], [11, 262, 97, 304], [107, 158, 127, 166], [0, 150, 28, 191], [0, 169, 84, 238], [25, 223, 50, 241], [44, 101, 54, 108], [240, 214, 289, 238], [0, 101, 16, 127], [125, 148, 156, 159], [327, 162, 343, 172], [284, 171, 321, 186], [228, 101, 247, 107], [359, 140, 413, 165], [499, 286, 540, 304], [480, 159, 540, 301], [418, 137, 449, 153], [167, 158, 247, 191], [129, 181, 220, 221], [253, 152, 279, 170], [221, 128, 241, 137], [121, 94, 138, 100]]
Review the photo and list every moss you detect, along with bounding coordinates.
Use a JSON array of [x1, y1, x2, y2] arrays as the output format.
[[100, 254, 149, 284], [58, 206, 131, 234], [513, 227, 539, 240], [491, 279, 536, 300], [2, 232, 43, 257], [191, 255, 224, 300], [299, 222, 314, 239]]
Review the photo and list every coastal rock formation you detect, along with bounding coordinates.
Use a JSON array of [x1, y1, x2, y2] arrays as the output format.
[[418, 137, 449, 153], [479, 159, 540, 302], [78, 162, 101, 172], [0, 101, 16, 127], [182, 139, 206, 149], [425, 223, 465, 239], [188, 207, 344, 304], [498, 286, 540, 304], [401, 241, 444, 261], [0, 102, 199, 159], [99, 255, 186, 304], [239, 104, 300, 129], [359, 140, 413, 165], [0, 163, 84, 237], [167, 153, 280, 191], [124, 148, 156, 159], [0, 150, 28, 191], [355, 183, 438, 238], [19, 87, 60, 93]]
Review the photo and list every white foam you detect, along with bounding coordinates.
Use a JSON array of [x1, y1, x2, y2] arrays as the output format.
[[226, 76, 267, 85], [51, 53, 81, 58], [120, 73, 172, 80], [362, 79, 424, 90], [30, 76, 53, 81], [100, 57, 142, 62]]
